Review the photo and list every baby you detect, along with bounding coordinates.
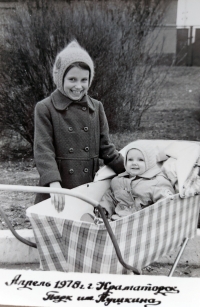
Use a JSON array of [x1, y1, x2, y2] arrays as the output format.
[[97, 140, 175, 220]]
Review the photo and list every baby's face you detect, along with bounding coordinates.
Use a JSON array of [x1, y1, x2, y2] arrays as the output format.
[[63, 67, 89, 101], [125, 149, 146, 177]]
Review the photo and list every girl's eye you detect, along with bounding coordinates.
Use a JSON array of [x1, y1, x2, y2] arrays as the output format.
[[69, 78, 76, 81], [82, 78, 88, 82], [139, 159, 144, 161]]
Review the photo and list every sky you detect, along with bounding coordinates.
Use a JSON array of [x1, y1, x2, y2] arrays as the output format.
[[177, 0, 200, 26]]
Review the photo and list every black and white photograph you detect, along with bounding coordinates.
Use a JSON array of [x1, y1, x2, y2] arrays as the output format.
[[0, 0, 200, 306]]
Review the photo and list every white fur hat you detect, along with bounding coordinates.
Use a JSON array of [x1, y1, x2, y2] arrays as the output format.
[[124, 140, 157, 171], [53, 40, 94, 95]]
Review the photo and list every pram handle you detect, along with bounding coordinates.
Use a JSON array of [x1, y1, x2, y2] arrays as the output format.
[[0, 184, 141, 274], [97, 205, 141, 275], [0, 184, 100, 207]]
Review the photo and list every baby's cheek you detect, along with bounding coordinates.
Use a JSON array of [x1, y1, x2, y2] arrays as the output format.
[[141, 162, 146, 170]]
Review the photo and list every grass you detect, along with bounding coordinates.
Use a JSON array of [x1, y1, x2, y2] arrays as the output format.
[[110, 66, 200, 150]]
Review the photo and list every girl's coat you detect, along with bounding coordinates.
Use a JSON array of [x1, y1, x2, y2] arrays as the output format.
[[34, 89, 124, 203]]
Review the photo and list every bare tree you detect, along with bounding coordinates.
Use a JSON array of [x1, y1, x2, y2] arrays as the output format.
[[0, 0, 172, 151]]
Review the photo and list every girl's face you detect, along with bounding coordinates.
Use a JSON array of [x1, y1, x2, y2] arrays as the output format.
[[125, 149, 146, 177], [63, 66, 89, 101]]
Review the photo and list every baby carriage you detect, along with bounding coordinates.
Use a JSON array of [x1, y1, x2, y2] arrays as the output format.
[[0, 140, 200, 276]]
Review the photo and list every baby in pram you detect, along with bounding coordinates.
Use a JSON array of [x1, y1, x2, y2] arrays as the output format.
[[94, 140, 175, 221]]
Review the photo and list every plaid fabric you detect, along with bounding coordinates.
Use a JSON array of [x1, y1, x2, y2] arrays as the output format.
[[29, 194, 200, 274]]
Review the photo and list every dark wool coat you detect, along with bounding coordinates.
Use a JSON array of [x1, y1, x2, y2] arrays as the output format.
[[34, 90, 124, 203]]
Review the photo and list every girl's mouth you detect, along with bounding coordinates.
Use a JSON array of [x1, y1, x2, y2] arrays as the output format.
[[70, 90, 84, 98], [71, 90, 82, 94]]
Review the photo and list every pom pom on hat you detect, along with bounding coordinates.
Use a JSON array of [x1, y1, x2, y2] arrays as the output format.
[[124, 140, 157, 172], [53, 40, 94, 95], [68, 41, 79, 48]]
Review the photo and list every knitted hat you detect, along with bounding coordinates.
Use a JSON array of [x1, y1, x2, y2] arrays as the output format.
[[124, 140, 157, 172], [53, 40, 94, 95]]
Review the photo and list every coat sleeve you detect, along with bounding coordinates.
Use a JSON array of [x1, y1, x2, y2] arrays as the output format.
[[99, 177, 127, 217], [152, 174, 175, 203], [98, 102, 124, 174], [34, 100, 61, 186], [99, 187, 116, 218]]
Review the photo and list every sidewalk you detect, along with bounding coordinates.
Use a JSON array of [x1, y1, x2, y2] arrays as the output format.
[[0, 229, 200, 277], [0, 262, 200, 277]]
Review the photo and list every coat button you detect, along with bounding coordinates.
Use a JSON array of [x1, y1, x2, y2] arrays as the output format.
[[84, 147, 89, 152], [84, 168, 89, 173], [82, 107, 87, 111], [83, 127, 88, 132], [68, 127, 73, 132], [69, 148, 74, 153], [69, 169, 74, 174]]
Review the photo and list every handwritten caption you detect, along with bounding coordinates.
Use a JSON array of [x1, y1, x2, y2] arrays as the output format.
[[5, 274, 180, 306]]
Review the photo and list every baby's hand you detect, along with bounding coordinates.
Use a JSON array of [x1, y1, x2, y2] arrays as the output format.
[[164, 189, 174, 200], [94, 207, 108, 218], [50, 182, 65, 212]]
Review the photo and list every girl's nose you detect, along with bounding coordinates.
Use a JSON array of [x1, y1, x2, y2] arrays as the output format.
[[75, 81, 82, 89]]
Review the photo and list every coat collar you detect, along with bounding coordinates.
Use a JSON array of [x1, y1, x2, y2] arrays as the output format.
[[51, 89, 95, 111], [118, 164, 162, 179]]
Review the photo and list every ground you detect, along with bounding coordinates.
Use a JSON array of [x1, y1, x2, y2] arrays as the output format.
[[0, 263, 200, 278], [111, 67, 200, 150], [0, 160, 38, 230]]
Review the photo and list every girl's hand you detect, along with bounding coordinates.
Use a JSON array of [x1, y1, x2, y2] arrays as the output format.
[[50, 182, 65, 212]]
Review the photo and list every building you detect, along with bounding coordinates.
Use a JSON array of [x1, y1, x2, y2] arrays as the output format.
[[0, 0, 200, 66], [177, 0, 200, 66]]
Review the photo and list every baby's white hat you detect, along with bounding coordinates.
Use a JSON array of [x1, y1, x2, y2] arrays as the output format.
[[124, 140, 157, 171], [53, 40, 94, 95]]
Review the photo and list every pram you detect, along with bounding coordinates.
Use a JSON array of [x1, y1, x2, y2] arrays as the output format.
[[0, 140, 200, 276]]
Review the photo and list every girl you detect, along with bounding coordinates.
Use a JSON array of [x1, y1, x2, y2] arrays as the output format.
[[34, 40, 124, 211], [96, 140, 175, 220]]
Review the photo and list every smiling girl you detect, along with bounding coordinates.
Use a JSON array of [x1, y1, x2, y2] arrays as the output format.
[[34, 40, 124, 211]]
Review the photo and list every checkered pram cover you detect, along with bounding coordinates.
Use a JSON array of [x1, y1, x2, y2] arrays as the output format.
[[29, 194, 200, 274]]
